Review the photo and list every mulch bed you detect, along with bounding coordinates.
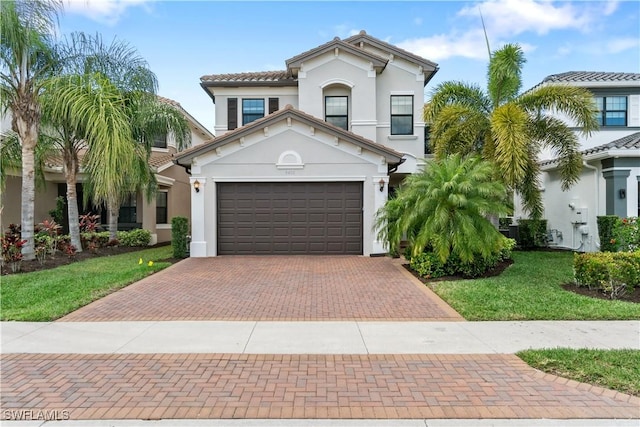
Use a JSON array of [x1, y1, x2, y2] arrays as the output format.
[[561, 283, 640, 304], [1, 242, 180, 276]]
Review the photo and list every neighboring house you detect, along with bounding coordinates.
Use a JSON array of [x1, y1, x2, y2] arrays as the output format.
[[514, 72, 640, 252], [0, 96, 214, 245], [174, 31, 439, 256]]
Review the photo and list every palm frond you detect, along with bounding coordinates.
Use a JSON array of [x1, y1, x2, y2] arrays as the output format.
[[487, 43, 525, 108], [517, 84, 599, 136], [425, 81, 492, 123], [491, 103, 529, 187], [430, 104, 491, 159]]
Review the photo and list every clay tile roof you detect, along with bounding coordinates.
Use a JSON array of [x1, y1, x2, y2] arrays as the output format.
[[541, 132, 640, 166], [200, 70, 295, 83], [582, 132, 640, 155], [542, 71, 640, 83], [148, 152, 174, 168], [343, 30, 438, 71], [156, 95, 182, 108]]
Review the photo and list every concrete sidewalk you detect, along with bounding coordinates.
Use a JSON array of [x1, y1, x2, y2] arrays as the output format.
[[2, 320, 638, 354]]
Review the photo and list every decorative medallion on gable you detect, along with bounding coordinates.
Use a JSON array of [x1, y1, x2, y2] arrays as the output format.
[[276, 150, 304, 170]]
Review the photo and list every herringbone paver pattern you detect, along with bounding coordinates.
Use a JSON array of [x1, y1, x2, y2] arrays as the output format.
[[2, 353, 638, 420], [61, 256, 461, 321]]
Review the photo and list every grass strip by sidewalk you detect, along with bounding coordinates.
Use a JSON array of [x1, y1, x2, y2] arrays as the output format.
[[518, 348, 640, 397], [429, 251, 640, 320], [1, 246, 173, 321]]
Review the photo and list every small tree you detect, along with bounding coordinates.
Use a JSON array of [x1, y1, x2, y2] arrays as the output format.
[[376, 154, 509, 264]]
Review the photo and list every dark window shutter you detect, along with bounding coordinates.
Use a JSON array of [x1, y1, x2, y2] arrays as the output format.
[[227, 98, 237, 130], [268, 98, 279, 114]]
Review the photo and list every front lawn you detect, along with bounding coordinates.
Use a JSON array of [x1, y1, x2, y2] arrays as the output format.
[[518, 348, 640, 397], [429, 251, 640, 320], [1, 246, 174, 321]]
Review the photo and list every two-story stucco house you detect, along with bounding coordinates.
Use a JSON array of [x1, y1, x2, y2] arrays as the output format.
[[1, 96, 214, 245], [514, 72, 640, 252], [174, 31, 439, 256]]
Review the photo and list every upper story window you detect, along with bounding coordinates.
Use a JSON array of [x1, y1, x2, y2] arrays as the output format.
[[242, 99, 265, 125], [153, 133, 167, 149], [391, 95, 414, 135], [325, 96, 348, 130], [595, 96, 627, 126]]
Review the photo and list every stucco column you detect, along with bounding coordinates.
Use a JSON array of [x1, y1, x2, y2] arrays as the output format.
[[189, 177, 207, 257], [372, 175, 389, 255], [602, 169, 630, 216], [140, 194, 157, 246]]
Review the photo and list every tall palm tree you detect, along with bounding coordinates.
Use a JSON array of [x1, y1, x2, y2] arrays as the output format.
[[376, 154, 509, 263], [0, 0, 61, 259], [424, 44, 599, 219], [40, 33, 155, 249]]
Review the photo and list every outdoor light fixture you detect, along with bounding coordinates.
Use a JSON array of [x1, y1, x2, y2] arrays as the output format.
[[379, 178, 385, 192], [619, 189, 626, 199], [193, 179, 200, 193]]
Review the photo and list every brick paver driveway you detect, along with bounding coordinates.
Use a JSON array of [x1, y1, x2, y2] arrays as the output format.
[[61, 256, 461, 321]]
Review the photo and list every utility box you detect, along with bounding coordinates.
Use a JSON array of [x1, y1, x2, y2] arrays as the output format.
[[572, 207, 588, 224]]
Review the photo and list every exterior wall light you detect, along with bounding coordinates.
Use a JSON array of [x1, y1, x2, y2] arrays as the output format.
[[193, 179, 200, 193], [379, 178, 385, 192]]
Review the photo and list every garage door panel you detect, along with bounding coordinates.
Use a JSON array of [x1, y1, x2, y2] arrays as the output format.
[[217, 182, 362, 255]]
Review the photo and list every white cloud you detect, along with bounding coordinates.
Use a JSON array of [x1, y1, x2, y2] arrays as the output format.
[[603, 0, 620, 16], [607, 37, 640, 54], [459, 0, 594, 36], [397, 30, 491, 61], [414, 17, 423, 26], [64, 0, 153, 25]]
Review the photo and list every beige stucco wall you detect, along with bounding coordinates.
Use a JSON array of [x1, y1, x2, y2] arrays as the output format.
[[1, 175, 60, 229]]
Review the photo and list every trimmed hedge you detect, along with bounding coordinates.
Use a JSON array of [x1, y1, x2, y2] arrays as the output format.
[[597, 215, 619, 252], [171, 216, 189, 259], [517, 219, 548, 249], [574, 251, 640, 299], [80, 229, 151, 249]]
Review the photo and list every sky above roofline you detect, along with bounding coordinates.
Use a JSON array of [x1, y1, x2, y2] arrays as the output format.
[[58, 0, 640, 133]]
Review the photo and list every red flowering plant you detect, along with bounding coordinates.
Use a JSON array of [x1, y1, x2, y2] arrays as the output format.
[[1, 224, 27, 273]]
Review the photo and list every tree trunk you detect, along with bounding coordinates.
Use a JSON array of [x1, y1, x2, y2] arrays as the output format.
[[107, 199, 119, 241], [64, 164, 83, 252], [15, 113, 38, 261]]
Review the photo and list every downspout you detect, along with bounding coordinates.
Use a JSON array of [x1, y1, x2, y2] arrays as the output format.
[[583, 160, 599, 251]]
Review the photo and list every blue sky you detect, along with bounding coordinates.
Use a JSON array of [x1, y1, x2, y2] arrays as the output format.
[[59, 0, 640, 133]]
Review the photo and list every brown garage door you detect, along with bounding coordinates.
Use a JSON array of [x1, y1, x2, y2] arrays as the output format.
[[217, 182, 363, 255]]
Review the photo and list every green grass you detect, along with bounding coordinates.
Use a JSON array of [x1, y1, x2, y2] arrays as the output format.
[[1, 246, 174, 321], [518, 348, 640, 397], [429, 251, 640, 320]]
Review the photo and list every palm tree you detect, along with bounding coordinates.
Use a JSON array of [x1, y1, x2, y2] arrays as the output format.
[[42, 33, 192, 244], [0, 0, 61, 259], [376, 154, 509, 263], [40, 32, 162, 249], [424, 44, 598, 219]]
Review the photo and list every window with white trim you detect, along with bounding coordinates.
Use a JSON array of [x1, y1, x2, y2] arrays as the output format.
[[391, 95, 413, 135]]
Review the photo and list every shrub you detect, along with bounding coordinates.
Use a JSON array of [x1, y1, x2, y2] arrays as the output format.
[[574, 252, 640, 299], [81, 231, 110, 251], [517, 219, 548, 249], [614, 217, 639, 252], [79, 213, 101, 233], [48, 196, 66, 225], [171, 216, 189, 258], [1, 224, 26, 272], [116, 229, 151, 247], [597, 215, 619, 252], [409, 238, 515, 279], [499, 217, 513, 229]]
